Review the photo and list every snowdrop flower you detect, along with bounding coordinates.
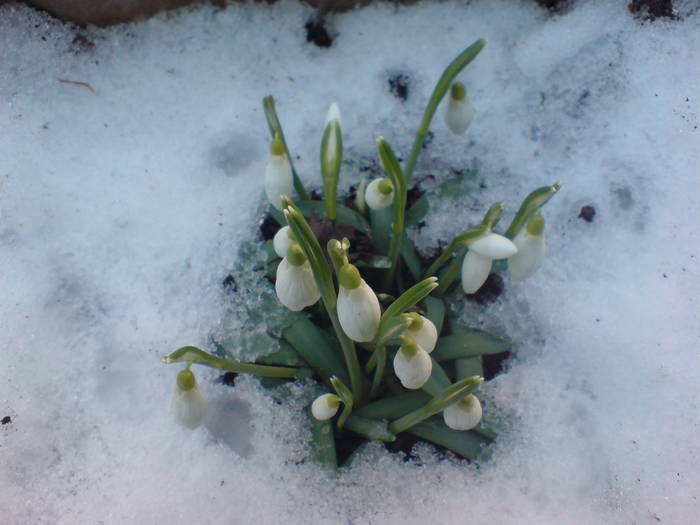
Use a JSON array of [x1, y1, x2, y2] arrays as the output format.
[[273, 225, 295, 258], [264, 136, 293, 211], [364, 178, 394, 211], [404, 313, 438, 354], [393, 336, 432, 389], [443, 394, 482, 431], [337, 264, 381, 342], [321, 102, 342, 177], [509, 214, 545, 281], [171, 366, 207, 429], [275, 244, 321, 311], [311, 393, 341, 421], [444, 81, 474, 135], [461, 232, 517, 294]]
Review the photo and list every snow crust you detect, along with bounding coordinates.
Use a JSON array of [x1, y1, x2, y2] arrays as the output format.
[[1, 1, 699, 523]]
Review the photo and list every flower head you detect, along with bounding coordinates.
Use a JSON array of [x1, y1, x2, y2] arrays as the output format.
[[509, 214, 545, 281], [365, 178, 394, 211], [404, 313, 438, 354], [393, 336, 432, 389], [275, 244, 321, 311], [337, 264, 381, 342], [273, 225, 295, 258], [264, 136, 293, 211], [311, 393, 341, 421], [462, 232, 517, 294], [443, 394, 482, 431], [171, 367, 208, 429], [444, 81, 474, 136]]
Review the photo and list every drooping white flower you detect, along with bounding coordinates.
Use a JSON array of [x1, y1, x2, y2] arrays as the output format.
[[325, 102, 342, 128], [337, 264, 381, 342], [444, 81, 474, 136], [461, 233, 518, 294], [275, 244, 321, 311], [264, 137, 293, 211], [273, 225, 294, 258], [404, 313, 438, 354], [171, 367, 208, 429], [509, 214, 545, 281], [393, 336, 432, 389], [365, 178, 394, 211], [311, 393, 341, 421], [443, 394, 482, 431]]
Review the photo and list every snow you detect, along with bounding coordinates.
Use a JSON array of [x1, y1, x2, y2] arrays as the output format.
[[1, 0, 699, 523]]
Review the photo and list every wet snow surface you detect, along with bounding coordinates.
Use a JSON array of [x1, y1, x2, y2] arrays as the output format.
[[1, 1, 699, 523]]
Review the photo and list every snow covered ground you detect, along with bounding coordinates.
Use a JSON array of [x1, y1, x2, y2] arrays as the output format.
[[1, 1, 699, 523]]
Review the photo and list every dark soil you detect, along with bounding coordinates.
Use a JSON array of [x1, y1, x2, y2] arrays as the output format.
[[305, 17, 333, 47], [1, 416, 11, 425], [578, 205, 596, 222], [467, 274, 504, 305], [388, 73, 410, 102], [628, 0, 676, 20]]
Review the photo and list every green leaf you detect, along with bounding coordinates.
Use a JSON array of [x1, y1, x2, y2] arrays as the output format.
[[354, 391, 431, 420], [400, 233, 423, 282], [375, 315, 412, 346], [282, 318, 349, 386], [505, 182, 562, 238], [422, 296, 445, 335], [405, 194, 429, 226], [389, 375, 483, 434], [379, 277, 439, 332], [162, 346, 300, 378], [310, 416, 337, 468], [408, 418, 492, 460], [432, 332, 511, 361], [455, 356, 483, 380], [255, 340, 306, 367], [369, 206, 393, 253], [296, 200, 371, 234], [420, 357, 452, 397], [345, 416, 396, 442]]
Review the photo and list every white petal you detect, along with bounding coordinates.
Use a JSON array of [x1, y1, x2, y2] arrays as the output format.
[[311, 393, 340, 421], [364, 178, 394, 211], [444, 96, 474, 135], [275, 259, 321, 311], [509, 231, 545, 281], [461, 251, 492, 294], [273, 226, 293, 258], [393, 347, 433, 389], [406, 316, 438, 354], [443, 394, 482, 431], [264, 154, 294, 211], [337, 279, 381, 342], [468, 233, 518, 259], [325, 102, 342, 127], [171, 385, 208, 429]]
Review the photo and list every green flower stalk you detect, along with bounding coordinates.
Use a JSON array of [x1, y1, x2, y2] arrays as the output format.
[[321, 103, 343, 221]]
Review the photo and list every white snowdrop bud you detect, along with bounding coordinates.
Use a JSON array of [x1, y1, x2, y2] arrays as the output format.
[[393, 336, 433, 389], [444, 81, 474, 135], [365, 178, 394, 211], [273, 225, 295, 258], [264, 137, 294, 211], [311, 393, 341, 421], [337, 264, 381, 342], [443, 394, 482, 431], [325, 101, 342, 128], [275, 245, 321, 311], [404, 313, 438, 354], [509, 215, 545, 281], [461, 250, 492, 294], [171, 367, 208, 429], [468, 232, 518, 259]]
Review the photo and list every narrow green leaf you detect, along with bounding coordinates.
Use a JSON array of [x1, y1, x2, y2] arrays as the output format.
[[255, 340, 306, 367], [282, 318, 350, 386], [162, 346, 300, 378], [400, 233, 423, 282], [432, 332, 511, 361], [422, 296, 445, 335], [345, 416, 396, 442], [311, 416, 337, 468], [455, 356, 483, 380], [369, 206, 393, 253], [421, 357, 452, 397], [505, 182, 562, 238], [379, 277, 439, 331], [405, 194, 429, 226], [408, 418, 492, 460], [354, 391, 431, 420], [376, 315, 412, 346]]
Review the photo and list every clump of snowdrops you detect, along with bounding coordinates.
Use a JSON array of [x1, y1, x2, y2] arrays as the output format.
[[162, 39, 560, 465]]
